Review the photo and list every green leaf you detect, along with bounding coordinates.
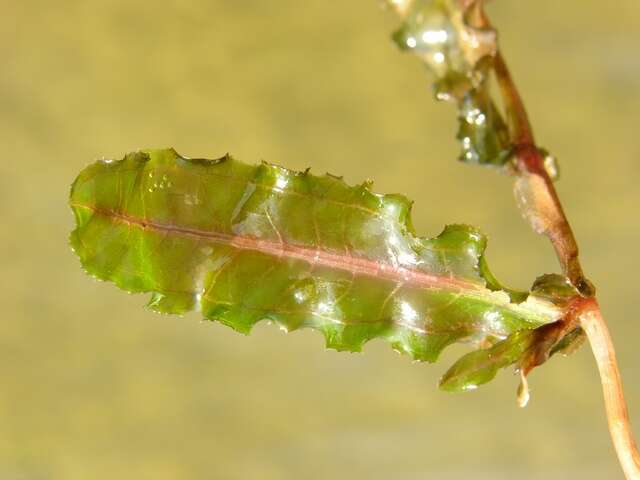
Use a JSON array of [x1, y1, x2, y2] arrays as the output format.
[[391, 0, 496, 100], [457, 86, 511, 166], [440, 329, 537, 392], [440, 319, 585, 393], [389, 0, 515, 169], [69, 149, 563, 376], [440, 275, 584, 392]]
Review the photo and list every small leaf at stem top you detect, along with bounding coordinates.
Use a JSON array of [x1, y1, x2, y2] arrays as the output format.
[[391, 0, 496, 100], [440, 276, 585, 396]]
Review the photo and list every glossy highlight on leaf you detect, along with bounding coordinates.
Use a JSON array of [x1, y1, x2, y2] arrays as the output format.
[[457, 86, 511, 166], [69, 149, 564, 381], [388, 0, 515, 170], [390, 0, 496, 100]]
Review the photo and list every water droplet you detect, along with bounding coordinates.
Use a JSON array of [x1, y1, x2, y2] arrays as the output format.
[[421, 29, 448, 44], [435, 90, 451, 101], [543, 153, 560, 181], [275, 175, 288, 191], [433, 51, 445, 63], [517, 370, 530, 408], [399, 301, 418, 323]]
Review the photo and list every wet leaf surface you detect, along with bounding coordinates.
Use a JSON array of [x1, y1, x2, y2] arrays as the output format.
[[70, 148, 565, 379]]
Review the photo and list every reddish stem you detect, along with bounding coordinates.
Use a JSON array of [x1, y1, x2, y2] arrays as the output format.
[[493, 43, 638, 480], [493, 52, 590, 295], [578, 299, 640, 480]]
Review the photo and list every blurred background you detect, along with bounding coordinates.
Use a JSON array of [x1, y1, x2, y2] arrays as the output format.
[[2, 0, 639, 478]]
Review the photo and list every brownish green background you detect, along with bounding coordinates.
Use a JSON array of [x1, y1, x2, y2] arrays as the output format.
[[2, 1, 639, 478]]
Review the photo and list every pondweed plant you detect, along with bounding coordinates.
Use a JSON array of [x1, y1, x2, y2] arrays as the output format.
[[68, 1, 639, 477]]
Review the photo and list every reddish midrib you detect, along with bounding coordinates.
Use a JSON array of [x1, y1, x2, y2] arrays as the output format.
[[74, 204, 483, 293]]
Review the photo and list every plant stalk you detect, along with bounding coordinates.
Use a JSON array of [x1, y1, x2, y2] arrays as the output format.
[[579, 299, 640, 480], [493, 52, 592, 296], [386, 1, 638, 476], [494, 45, 638, 480]]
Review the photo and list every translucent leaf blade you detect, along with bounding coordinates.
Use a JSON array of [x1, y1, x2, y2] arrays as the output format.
[[387, 0, 515, 169], [457, 86, 511, 166], [70, 149, 561, 364], [390, 0, 497, 100]]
